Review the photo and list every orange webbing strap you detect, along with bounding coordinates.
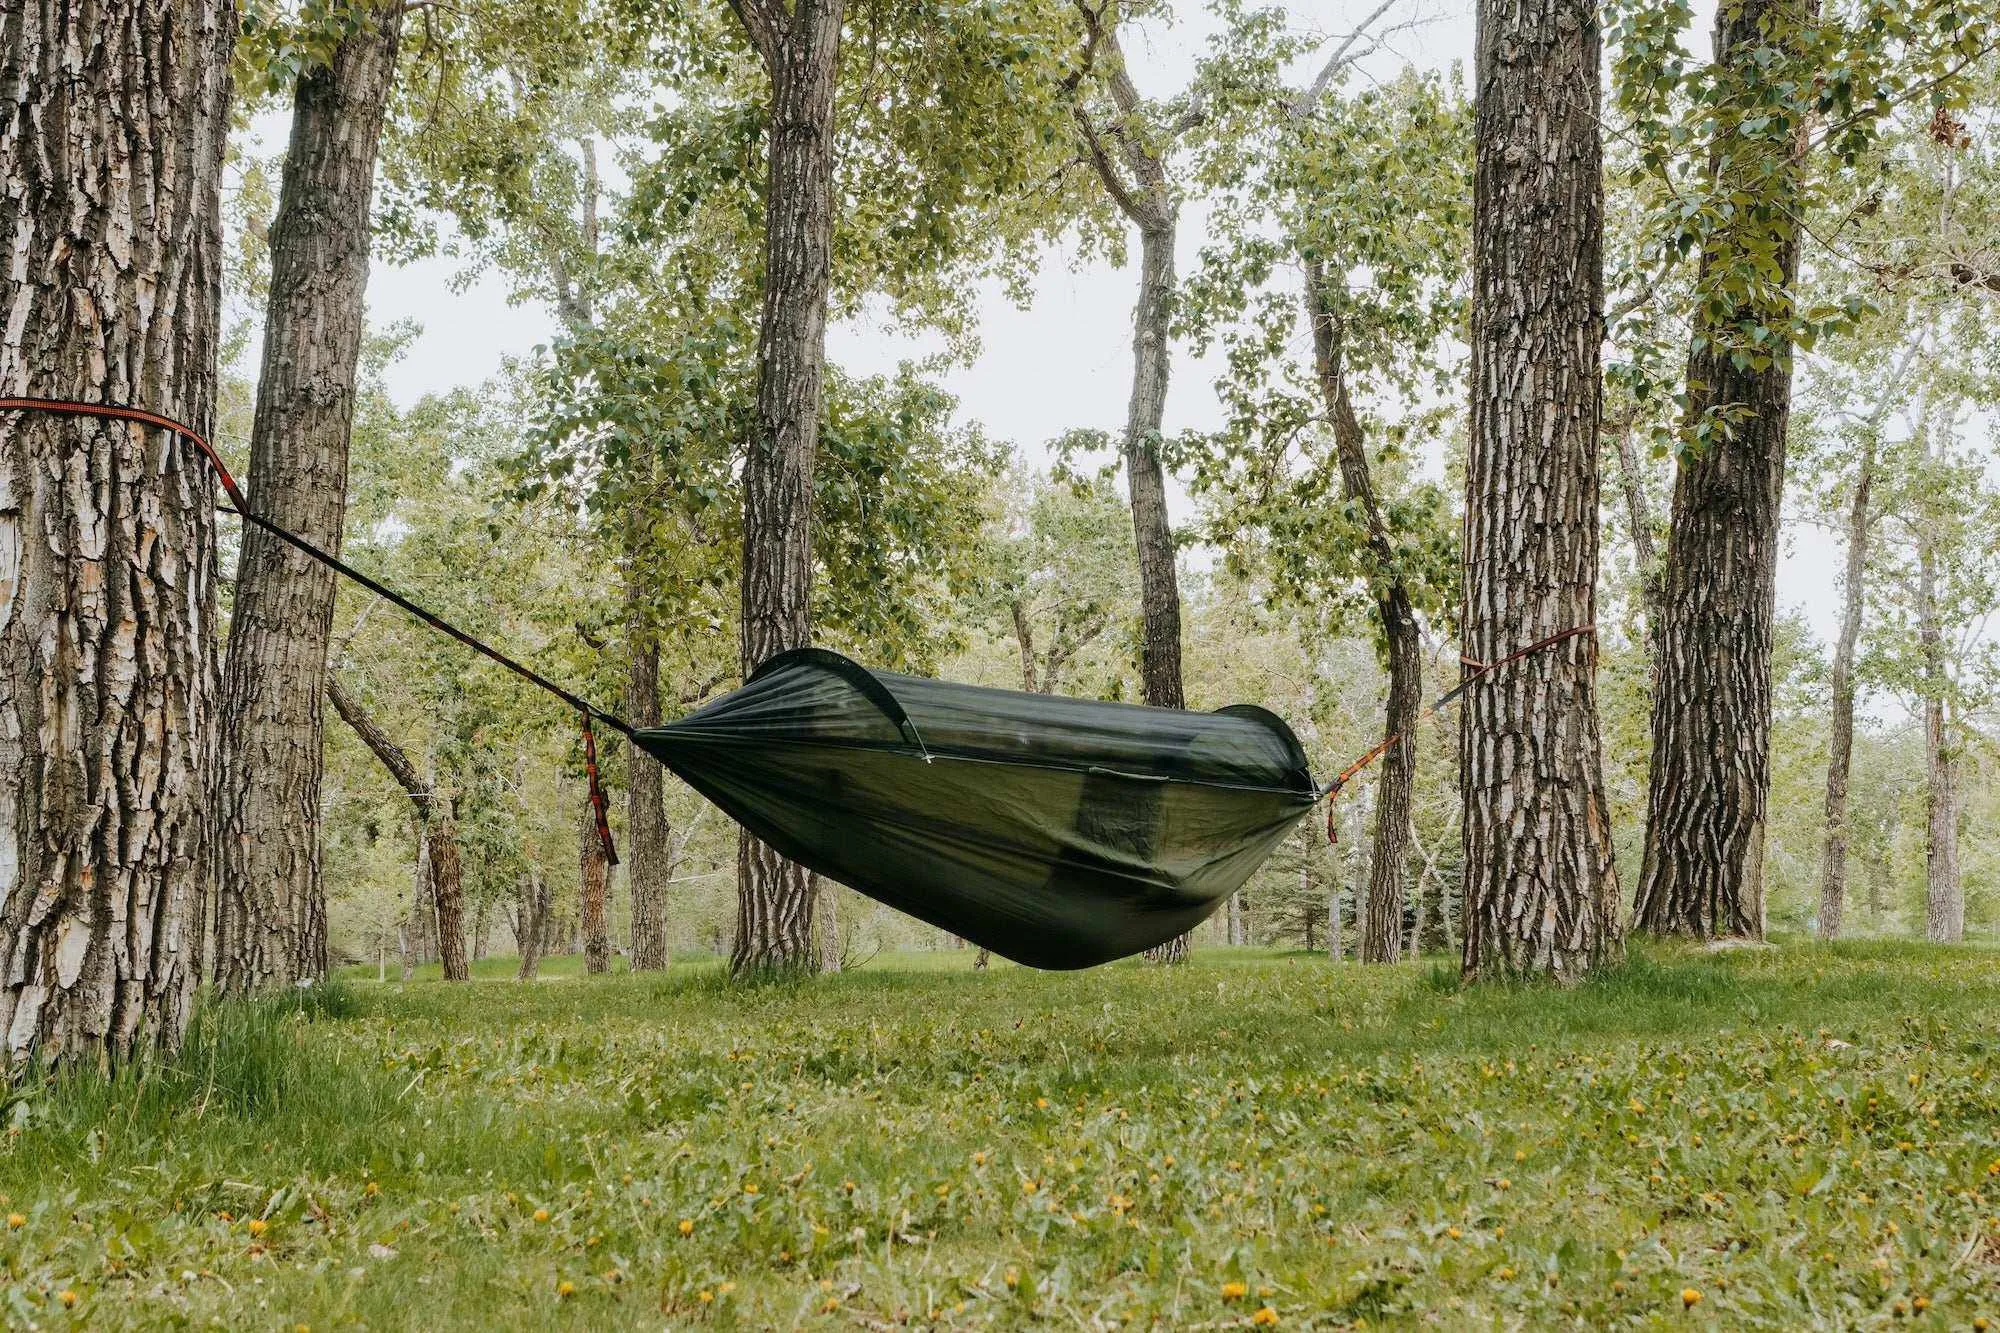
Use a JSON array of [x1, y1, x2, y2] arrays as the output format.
[[1318, 623, 1596, 845], [1, 396, 624, 864]]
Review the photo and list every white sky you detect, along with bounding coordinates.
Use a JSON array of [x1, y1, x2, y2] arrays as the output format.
[[363, 0, 1855, 647]]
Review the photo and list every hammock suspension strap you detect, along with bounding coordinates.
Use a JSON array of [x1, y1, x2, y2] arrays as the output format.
[[0, 396, 624, 863], [1319, 622, 1597, 845]]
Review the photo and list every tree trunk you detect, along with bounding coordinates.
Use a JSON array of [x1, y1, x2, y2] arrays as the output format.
[[625, 518, 671, 972], [1817, 437, 1874, 940], [325, 677, 468, 980], [1011, 598, 1039, 695], [1632, 0, 1809, 942], [579, 802, 610, 973], [1226, 892, 1245, 946], [515, 869, 550, 981], [0, 0, 234, 1066], [1918, 453, 1963, 944], [816, 875, 842, 974], [1305, 265, 1421, 966], [1460, 0, 1622, 983], [727, 0, 844, 977], [472, 896, 490, 963], [1128, 223, 1191, 967], [212, 3, 402, 997]]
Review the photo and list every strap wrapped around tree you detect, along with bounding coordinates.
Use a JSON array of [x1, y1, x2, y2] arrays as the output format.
[[636, 649, 1319, 968]]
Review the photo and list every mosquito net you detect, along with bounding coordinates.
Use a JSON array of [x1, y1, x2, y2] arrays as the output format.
[[635, 648, 1318, 968]]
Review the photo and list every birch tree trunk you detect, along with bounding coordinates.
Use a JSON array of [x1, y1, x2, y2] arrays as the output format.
[[727, 0, 844, 976], [1460, 0, 1621, 983], [0, 0, 234, 1065], [1817, 435, 1874, 940], [1305, 266, 1421, 965], [579, 803, 610, 974], [214, 3, 403, 994], [325, 678, 468, 980], [1632, 0, 1809, 941]]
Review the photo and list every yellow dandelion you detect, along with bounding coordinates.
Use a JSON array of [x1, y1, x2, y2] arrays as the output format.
[[698, 1289, 714, 1303], [532, 1208, 549, 1223], [1445, 1227, 1462, 1240], [6, 1213, 22, 1229], [364, 1181, 380, 1198], [1252, 1307, 1279, 1326], [1681, 1287, 1701, 1308], [1035, 1097, 1050, 1110], [1221, 1281, 1248, 1301], [59, 1291, 78, 1309], [743, 1183, 759, 1196], [556, 1280, 575, 1299], [677, 1218, 694, 1236], [247, 1218, 268, 1238]]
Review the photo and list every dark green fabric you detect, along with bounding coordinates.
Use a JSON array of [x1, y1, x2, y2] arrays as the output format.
[[635, 648, 1318, 969]]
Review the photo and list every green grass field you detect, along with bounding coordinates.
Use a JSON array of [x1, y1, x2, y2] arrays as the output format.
[[3, 943, 1997, 1328]]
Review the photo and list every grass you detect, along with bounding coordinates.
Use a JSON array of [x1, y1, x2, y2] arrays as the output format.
[[1, 942, 1996, 1328]]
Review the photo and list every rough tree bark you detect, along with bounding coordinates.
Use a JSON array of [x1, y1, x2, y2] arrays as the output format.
[[0, 0, 234, 1065], [1918, 421, 1963, 944], [1632, 0, 1810, 941], [1072, 9, 1192, 964], [214, 3, 403, 995], [1611, 420, 1664, 629], [1305, 265, 1422, 965], [325, 677, 468, 980], [725, 0, 844, 976], [1459, 0, 1622, 983], [579, 802, 610, 974]]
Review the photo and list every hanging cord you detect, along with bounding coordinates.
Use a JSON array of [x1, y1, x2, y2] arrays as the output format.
[[1, 396, 625, 863], [1317, 623, 1597, 845]]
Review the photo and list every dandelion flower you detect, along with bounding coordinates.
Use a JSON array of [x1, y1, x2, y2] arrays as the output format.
[[532, 1209, 549, 1223], [677, 1218, 694, 1236], [1221, 1281, 1248, 1301], [247, 1219, 268, 1238], [6, 1213, 22, 1229], [58, 1291, 77, 1309], [557, 1280, 575, 1299], [1252, 1307, 1279, 1326], [1681, 1287, 1701, 1308]]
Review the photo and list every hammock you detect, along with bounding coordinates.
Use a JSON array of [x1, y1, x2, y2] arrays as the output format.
[[638, 649, 1318, 968]]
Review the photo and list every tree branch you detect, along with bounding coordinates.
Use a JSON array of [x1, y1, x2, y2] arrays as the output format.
[[1290, 0, 1404, 119], [726, 0, 787, 68], [327, 674, 434, 824]]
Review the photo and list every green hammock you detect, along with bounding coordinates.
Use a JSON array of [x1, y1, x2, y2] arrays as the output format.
[[636, 649, 1318, 969]]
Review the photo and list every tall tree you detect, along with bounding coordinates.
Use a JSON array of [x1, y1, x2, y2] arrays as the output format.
[[1813, 336, 1921, 938], [1913, 412, 1963, 944], [1631, 0, 1813, 940], [0, 0, 234, 1064], [579, 802, 611, 972], [725, 0, 845, 974], [1069, 2, 1196, 962], [1459, 0, 1622, 981], [214, 0, 405, 994]]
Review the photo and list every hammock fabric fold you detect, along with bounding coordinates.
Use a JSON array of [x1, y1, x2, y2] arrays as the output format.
[[637, 648, 1318, 969]]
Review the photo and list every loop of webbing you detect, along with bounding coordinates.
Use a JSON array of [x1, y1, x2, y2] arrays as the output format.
[[1, 396, 625, 863]]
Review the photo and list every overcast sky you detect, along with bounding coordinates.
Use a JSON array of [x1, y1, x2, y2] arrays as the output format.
[[359, 0, 1860, 649]]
